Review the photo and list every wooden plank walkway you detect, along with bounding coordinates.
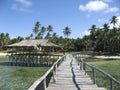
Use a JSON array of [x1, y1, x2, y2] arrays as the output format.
[[47, 54, 106, 90]]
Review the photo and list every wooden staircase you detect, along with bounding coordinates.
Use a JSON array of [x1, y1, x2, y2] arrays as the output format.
[[47, 54, 106, 90]]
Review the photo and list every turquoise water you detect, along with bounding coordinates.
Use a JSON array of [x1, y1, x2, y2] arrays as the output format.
[[0, 56, 49, 90]]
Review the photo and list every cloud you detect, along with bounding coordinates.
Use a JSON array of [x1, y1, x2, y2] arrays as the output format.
[[84, 30, 90, 36], [98, 18, 108, 23], [79, 1, 109, 12], [105, 7, 119, 13], [79, 0, 119, 13], [11, 0, 32, 12], [15, 0, 32, 7], [102, 0, 113, 2]]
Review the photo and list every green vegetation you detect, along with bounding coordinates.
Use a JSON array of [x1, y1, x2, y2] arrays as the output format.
[[84, 16, 120, 53], [1, 15, 120, 54], [87, 59, 120, 90], [0, 56, 49, 90]]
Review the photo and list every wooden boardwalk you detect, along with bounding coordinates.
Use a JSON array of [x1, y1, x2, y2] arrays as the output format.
[[47, 54, 106, 90]]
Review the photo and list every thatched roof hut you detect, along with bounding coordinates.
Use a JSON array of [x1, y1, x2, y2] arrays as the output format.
[[7, 39, 60, 51]]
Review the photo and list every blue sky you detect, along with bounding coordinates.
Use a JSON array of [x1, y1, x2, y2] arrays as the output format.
[[0, 0, 120, 39]]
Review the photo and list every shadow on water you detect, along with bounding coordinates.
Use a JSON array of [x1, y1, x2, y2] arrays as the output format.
[[70, 59, 81, 90], [0, 62, 9, 66], [0, 62, 52, 67]]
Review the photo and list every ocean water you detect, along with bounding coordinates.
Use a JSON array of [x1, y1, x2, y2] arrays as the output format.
[[0, 56, 48, 90]]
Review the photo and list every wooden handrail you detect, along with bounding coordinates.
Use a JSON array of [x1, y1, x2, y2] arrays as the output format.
[[75, 55, 120, 90], [28, 55, 65, 90], [84, 62, 120, 85]]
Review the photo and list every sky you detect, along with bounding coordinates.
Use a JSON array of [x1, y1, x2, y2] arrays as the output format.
[[0, 0, 120, 39]]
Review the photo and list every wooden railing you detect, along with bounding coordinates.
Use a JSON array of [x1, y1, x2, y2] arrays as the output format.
[[28, 55, 65, 90], [8, 53, 63, 67], [75, 55, 120, 90]]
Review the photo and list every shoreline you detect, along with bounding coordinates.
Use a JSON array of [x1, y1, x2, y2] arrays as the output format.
[[0, 52, 120, 59], [0, 53, 8, 56]]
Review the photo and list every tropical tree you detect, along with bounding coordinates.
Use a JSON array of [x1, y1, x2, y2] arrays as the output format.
[[89, 25, 97, 51], [45, 25, 53, 39], [0, 33, 10, 49], [45, 32, 51, 39], [102, 23, 109, 52], [36, 32, 42, 39], [47, 25, 53, 33], [63, 26, 71, 38], [40, 26, 46, 38], [110, 16, 118, 27], [0, 33, 4, 49], [89, 25, 96, 41], [51, 32, 58, 44], [110, 16, 118, 52], [33, 21, 41, 39], [63, 26, 71, 51], [11, 36, 24, 44]]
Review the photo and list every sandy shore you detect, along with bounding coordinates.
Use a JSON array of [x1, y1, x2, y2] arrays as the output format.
[[77, 55, 120, 59], [0, 53, 120, 59], [94, 56, 120, 59], [0, 53, 8, 56]]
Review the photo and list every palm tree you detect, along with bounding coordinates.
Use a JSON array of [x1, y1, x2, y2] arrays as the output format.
[[63, 26, 71, 51], [89, 25, 97, 51], [110, 16, 118, 27], [110, 16, 118, 52], [45, 25, 53, 39], [36, 32, 42, 39], [89, 25, 96, 41], [0, 33, 5, 49], [103, 23, 109, 52], [63, 26, 71, 38], [47, 25, 53, 33], [45, 32, 51, 39], [52, 32, 58, 44], [4, 33, 10, 45], [33, 21, 41, 39], [41, 26, 46, 38]]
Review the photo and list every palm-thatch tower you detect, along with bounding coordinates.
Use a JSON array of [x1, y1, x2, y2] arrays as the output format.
[[7, 39, 60, 52]]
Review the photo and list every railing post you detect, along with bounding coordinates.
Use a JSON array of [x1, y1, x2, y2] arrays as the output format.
[[83, 63, 86, 75], [52, 69, 56, 83], [43, 78, 46, 90], [80, 58, 83, 70], [92, 68, 96, 84], [55, 64, 57, 74], [110, 79, 112, 90]]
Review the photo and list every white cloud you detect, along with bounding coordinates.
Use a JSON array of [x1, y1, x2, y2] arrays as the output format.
[[15, 0, 32, 7], [84, 30, 90, 36], [79, 0, 119, 13], [105, 7, 119, 13], [102, 0, 113, 2], [11, 0, 32, 12], [79, 1, 109, 12], [98, 18, 108, 23], [87, 14, 91, 17], [110, 16, 120, 29]]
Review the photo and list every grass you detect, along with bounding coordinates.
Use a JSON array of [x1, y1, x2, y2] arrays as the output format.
[[87, 59, 120, 90], [0, 56, 49, 90]]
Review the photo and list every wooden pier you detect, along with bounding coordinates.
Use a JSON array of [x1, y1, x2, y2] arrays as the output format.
[[46, 54, 106, 90], [28, 54, 107, 90], [8, 53, 62, 67]]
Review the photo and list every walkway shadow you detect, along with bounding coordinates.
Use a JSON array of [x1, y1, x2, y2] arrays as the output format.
[[0, 62, 52, 67], [0, 62, 9, 66], [70, 59, 81, 90]]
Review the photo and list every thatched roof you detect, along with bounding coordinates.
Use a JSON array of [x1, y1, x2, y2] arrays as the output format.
[[7, 39, 59, 48]]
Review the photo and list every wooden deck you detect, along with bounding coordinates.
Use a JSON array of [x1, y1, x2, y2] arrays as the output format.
[[47, 54, 106, 90]]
